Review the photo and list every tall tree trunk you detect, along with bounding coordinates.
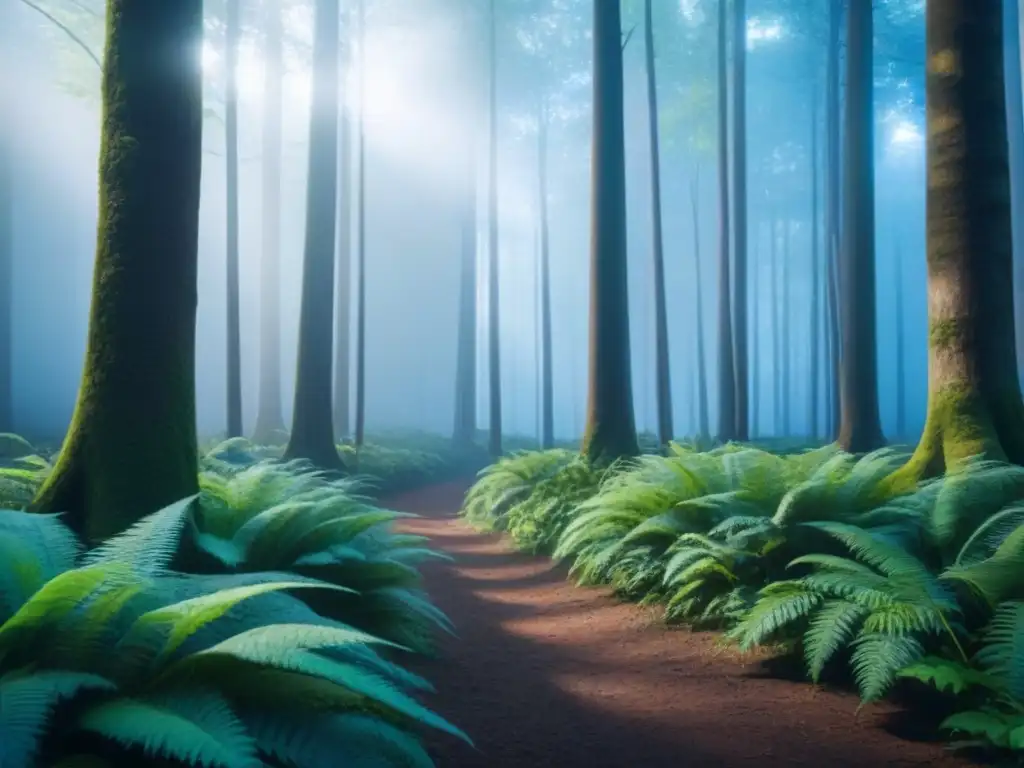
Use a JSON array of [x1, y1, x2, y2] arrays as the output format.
[[0, 126, 11, 433], [731, 0, 749, 441], [809, 85, 821, 440], [333, 9, 352, 440], [453, 121, 478, 446], [284, 0, 343, 469], [690, 173, 710, 440], [894, 236, 906, 440], [715, 0, 736, 442], [486, 0, 503, 456], [643, 0, 672, 447], [750, 221, 759, 437], [825, 0, 842, 439], [770, 217, 781, 433], [836, 0, 883, 453], [581, 0, 638, 464], [224, 0, 242, 439], [353, 0, 368, 449], [537, 101, 554, 449], [781, 217, 792, 436], [895, 0, 1024, 481], [251, 2, 286, 444], [1004, 0, 1024, 379], [30, 1, 204, 540]]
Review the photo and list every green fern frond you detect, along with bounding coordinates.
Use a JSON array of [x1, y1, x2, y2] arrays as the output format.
[[85, 496, 199, 573], [803, 600, 868, 681], [850, 632, 924, 702]]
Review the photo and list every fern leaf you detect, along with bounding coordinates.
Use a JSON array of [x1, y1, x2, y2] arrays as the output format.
[[803, 600, 867, 682]]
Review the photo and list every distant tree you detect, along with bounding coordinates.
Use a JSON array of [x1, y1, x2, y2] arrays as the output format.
[[537, 98, 555, 449], [581, 0, 638, 464], [895, 0, 1024, 479], [808, 84, 821, 440], [731, 0, 749, 441], [284, 0, 344, 470], [30, 1, 204, 540], [353, 0, 368, 449], [224, 0, 242, 439], [824, 0, 841, 439], [690, 173, 710, 440], [333, 7, 353, 441], [1004, 0, 1024, 378], [715, 0, 736, 442], [486, 0, 503, 457], [0, 122, 10, 433]]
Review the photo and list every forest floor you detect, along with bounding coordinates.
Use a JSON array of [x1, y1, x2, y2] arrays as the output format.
[[384, 481, 972, 768]]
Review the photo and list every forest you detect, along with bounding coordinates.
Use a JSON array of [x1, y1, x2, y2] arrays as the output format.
[[0, 0, 1022, 766]]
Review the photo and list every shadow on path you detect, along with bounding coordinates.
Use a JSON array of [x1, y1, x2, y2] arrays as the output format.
[[384, 481, 967, 768]]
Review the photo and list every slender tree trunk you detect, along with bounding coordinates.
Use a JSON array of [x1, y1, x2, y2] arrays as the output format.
[[894, 236, 906, 440], [0, 126, 11, 433], [332, 10, 352, 440], [486, 0, 503, 456], [825, 0, 842, 439], [809, 85, 821, 441], [30, 1, 204, 540], [690, 173, 710, 440], [284, 0, 343, 469], [750, 221, 759, 437], [895, 0, 1024, 481], [453, 122, 478, 446], [223, 0, 242, 439], [715, 0, 736, 442], [836, 0, 883, 453], [251, 3, 286, 444], [731, 0, 749, 441], [781, 217, 791, 437], [537, 101, 554, 449], [581, 0, 638, 464], [770, 217, 781, 433], [1004, 0, 1024, 379], [353, 0, 368, 449], [643, 0, 672, 447]]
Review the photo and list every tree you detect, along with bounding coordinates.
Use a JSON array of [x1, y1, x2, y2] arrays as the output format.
[[252, 1, 287, 444], [581, 0, 638, 464], [486, 0, 503, 457], [30, 1, 204, 541], [690, 173, 710, 440], [894, 0, 1024, 480], [0, 121, 10, 433], [333, 7, 353, 441], [731, 0, 749, 441], [537, 99, 554, 449], [284, 0, 344, 470], [836, 0, 884, 453], [715, 0, 736, 442], [1004, 0, 1024, 378], [808, 85, 821, 440], [353, 0, 368, 449], [224, 0, 242, 439]]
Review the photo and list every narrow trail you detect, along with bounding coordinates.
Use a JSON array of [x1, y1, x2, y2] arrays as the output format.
[[385, 481, 968, 768]]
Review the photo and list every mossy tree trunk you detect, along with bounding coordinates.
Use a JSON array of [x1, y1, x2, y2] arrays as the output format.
[[0, 126, 11, 433], [715, 0, 736, 443], [643, 0, 672, 447], [224, 0, 242, 439], [486, 0, 503, 457], [731, 0, 749, 442], [690, 173, 710, 441], [581, 0, 638, 466], [537, 100, 554, 450], [333, 9, 353, 441], [30, 1, 204, 541], [836, 0, 884, 453], [284, 0, 343, 470], [252, 2, 286, 445], [895, 0, 1024, 480]]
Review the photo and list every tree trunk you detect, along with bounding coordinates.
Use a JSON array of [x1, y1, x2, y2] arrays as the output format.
[[581, 0, 638, 465], [453, 122, 478, 446], [353, 0, 368, 449], [715, 0, 736, 442], [894, 236, 906, 440], [0, 126, 11, 433], [537, 101, 554, 449], [333, 9, 352, 441], [782, 217, 792, 437], [30, 1, 204, 541], [284, 0, 343, 470], [224, 0, 242, 439], [251, 2, 286, 445], [836, 0, 884, 453], [486, 0, 503, 457], [731, 0, 749, 441], [809, 85, 821, 440], [643, 0, 672, 447], [1004, 0, 1024, 379], [690, 173, 710, 440], [825, 0, 842, 439], [770, 217, 781, 433], [750, 220, 759, 437], [895, 0, 1024, 481]]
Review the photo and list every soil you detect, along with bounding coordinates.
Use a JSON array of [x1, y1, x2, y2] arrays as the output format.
[[384, 481, 971, 768]]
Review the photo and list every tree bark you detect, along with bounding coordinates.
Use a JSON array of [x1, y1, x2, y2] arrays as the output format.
[[894, 0, 1024, 481], [537, 101, 554, 449], [30, 1, 204, 541], [731, 0, 749, 441], [333, 8, 353, 441], [251, 2, 286, 445], [691, 174, 710, 441], [581, 0, 638, 465], [486, 0, 503, 457], [284, 0, 343, 470], [224, 0, 242, 439], [836, 0, 884, 453], [715, 0, 736, 442], [1004, 0, 1024, 379]]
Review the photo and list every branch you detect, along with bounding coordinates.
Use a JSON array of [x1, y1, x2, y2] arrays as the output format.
[[621, 24, 636, 52], [17, 0, 101, 70]]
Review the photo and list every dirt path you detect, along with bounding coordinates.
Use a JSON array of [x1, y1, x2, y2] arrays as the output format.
[[385, 481, 968, 768]]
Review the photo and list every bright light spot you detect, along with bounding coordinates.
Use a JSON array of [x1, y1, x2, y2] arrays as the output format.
[[890, 120, 922, 147], [747, 18, 783, 48]]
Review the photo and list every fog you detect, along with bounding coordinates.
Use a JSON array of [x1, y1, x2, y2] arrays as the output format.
[[2, 0, 935, 446]]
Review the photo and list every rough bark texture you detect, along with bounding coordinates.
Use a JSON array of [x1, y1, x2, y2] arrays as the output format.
[[486, 0, 503, 457], [895, 0, 1024, 481], [537, 104, 554, 450], [580, 0, 638, 466], [715, 0, 736, 442], [224, 0, 242, 439], [252, 2, 286, 445], [690, 175, 710, 440], [836, 0, 884, 453], [0, 125, 11, 433], [353, 0, 368, 449], [30, 1, 203, 541], [333, 9, 353, 441], [1004, 0, 1024, 378], [643, 0, 672, 447], [809, 87, 821, 440], [731, 0, 749, 442], [284, 0, 343, 470]]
